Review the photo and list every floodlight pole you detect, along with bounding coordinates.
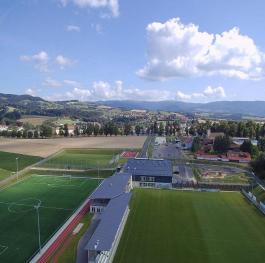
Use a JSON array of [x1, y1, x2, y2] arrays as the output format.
[[35, 203, 42, 253], [16, 157, 19, 180], [97, 161, 100, 181]]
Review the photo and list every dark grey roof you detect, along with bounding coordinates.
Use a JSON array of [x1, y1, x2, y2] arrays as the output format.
[[85, 193, 132, 251], [90, 172, 131, 200], [123, 158, 172, 177]]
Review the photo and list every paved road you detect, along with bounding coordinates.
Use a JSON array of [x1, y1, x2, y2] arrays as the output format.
[[173, 164, 195, 183], [139, 136, 153, 158], [153, 143, 182, 159]]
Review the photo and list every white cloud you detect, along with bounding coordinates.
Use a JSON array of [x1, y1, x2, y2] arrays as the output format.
[[138, 18, 265, 81], [49, 80, 173, 101], [176, 86, 226, 101], [55, 55, 75, 69], [59, 0, 119, 17], [66, 25, 80, 32], [20, 51, 49, 72], [25, 88, 37, 96], [43, 78, 62, 87]]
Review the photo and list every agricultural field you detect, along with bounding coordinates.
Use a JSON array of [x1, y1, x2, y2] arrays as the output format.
[[38, 149, 127, 169], [0, 136, 146, 157], [0, 175, 99, 263], [0, 151, 42, 181], [20, 115, 56, 126], [115, 189, 265, 263]]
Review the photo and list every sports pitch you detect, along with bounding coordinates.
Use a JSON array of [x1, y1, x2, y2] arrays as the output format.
[[0, 175, 99, 263], [39, 148, 127, 170], [114, 189, 265, 263], [0, 151, 42, 181]]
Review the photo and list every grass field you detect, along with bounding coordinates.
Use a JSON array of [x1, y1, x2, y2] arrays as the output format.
[[115, 189, 265, 263], [20, 115, 55, 125], [253, 185, 265, 203], [0, 175, 99, 263], [39, 149, 125, 169], [0, 151, 42, 181]]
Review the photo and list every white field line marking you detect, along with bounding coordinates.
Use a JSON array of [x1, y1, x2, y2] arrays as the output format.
[[0, 200, 73, 211], [0, 245, 8, 256]]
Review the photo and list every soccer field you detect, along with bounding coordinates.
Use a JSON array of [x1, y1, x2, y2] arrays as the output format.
[[114, 189, 265, 263], [0, 151, 43, 181], [0, 175, 99, 263], [39, 148, 125, 169]]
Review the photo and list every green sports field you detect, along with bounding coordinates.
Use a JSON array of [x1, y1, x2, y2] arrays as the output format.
[[0, 151, 42, 181], [39, 148, 125, 169], [115, 189, 265, 263], [0, 175, 99, 263]]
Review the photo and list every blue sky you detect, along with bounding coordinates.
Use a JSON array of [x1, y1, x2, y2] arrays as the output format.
[[1, 0, 265, 102]]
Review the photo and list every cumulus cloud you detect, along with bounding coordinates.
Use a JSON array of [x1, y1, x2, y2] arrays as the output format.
[[138, 18, 265, 81], [176, 86, 226, 101], [66, 25, 80, 32], [59, 0, 119, 17], [20, 51, 49, 72], [25, 88, 37, 96], [49, 80, 173, 101], [55, 55, 75, 69]]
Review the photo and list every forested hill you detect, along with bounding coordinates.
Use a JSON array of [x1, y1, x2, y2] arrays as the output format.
[[2, 93, 265, 119], [97, 100, 265, 117]]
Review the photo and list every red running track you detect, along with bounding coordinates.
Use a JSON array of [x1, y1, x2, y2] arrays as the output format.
[[37, 201, 91, 263]]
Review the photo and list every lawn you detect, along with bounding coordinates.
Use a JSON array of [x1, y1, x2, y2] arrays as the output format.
[[39, 148, 124, 169], [0, 175, 100, 263], [114, 189, 265, 263], [253, 185, 265, 203], [0, 151, 42, 182]]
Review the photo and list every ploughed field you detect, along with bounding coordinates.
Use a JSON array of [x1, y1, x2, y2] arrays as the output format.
[[115, 189, 265, 263]]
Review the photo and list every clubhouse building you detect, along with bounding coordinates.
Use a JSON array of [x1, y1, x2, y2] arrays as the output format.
[[123, 158, 173, 188]]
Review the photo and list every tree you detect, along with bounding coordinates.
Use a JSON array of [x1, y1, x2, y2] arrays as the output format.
[[158, 122, 164, 136], [22, 130, 27, 138], [240, 140, 259, 157], [213, 136, 231, 153], [258, 137, 265, 152], [40, 124, 53, 138], [153, 121, 158, 134], [191, 137, 201, 153], [94, 124, 100, 136], [86, 124, 94, 136], [28, 131, 33, 138], [124, 124, 132, 136], [34, 130, 39, 139], [251, 153, 265, 180], [17, 130, 22, 138], [135, 125, 141, 136], [63, 124, 69, 137], [74, 126, 80, 136]]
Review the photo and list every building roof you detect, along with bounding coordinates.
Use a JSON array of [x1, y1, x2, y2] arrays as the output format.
[[123, 158, 172, 177], [85, 193, 132, 252], [90, 172, 131, 200]]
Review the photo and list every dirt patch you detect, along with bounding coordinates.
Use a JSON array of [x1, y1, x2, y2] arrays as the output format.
[[0, 136, 146, 157]]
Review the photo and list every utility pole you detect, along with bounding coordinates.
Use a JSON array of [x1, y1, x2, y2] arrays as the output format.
[[16, 157, 19, 180], [34, 203, 42, 253]]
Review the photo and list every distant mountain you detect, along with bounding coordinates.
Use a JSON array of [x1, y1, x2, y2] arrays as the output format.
[[1, 93, 265, 119], [96, 100, 265, 117]]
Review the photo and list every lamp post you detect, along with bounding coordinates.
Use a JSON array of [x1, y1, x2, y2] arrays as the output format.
[[34, 203, 42, 253], [16, 157, 19, 180]]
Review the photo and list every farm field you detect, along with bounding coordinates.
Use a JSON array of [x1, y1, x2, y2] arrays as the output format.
[[20, 115, 56, 125], [38, 148, 126, 169], [0, 151, 42, 181], [115, 189, 265, 263], [0, 175, 100, 263], [0, 136, 146, 157]]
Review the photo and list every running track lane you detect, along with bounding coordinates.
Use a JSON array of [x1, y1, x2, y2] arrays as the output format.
[[37, 201, 91, 263]]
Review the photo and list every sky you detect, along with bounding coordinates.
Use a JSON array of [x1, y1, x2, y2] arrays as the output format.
[[1, 0, 265, 102]]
